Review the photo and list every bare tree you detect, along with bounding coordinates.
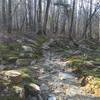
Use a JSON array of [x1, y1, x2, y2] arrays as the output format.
[[2, 0, 6, 30], [43, 0, 51, 35], [69, 0, 76, 40], [37, 0, 42, 34], [7, 0, 12, 33]]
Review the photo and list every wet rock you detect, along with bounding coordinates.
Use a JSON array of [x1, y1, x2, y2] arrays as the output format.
[[16, 59, 32, 66]]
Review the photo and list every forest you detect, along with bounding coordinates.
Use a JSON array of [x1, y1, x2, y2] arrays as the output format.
[[0, 0, 100, 100]]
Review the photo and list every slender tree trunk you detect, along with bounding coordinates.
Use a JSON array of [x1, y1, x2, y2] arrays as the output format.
[[37, 0, 42, 34], [2, 0, 6, 31], [7, 0, 12, 34], [89, 0, 93, 39], [69, 0, 75, 40], [28, 0, 33, 31], [55, 8, 60, 33], [43, 0, 51, 35], [33, 0, 37, 32]]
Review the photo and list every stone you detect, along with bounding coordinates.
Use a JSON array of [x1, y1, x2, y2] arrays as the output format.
[[40, 83, 49, 91], [73, 50, 82, 55], [92, 61, 100, 66], [4, 70, 22, 83], [30, 96, 38, 100], [19, 52, 33, 58], [16, 59, 32, 66], [42, 43, 50, 50], [13, 86, 25, 98], [48, 94, 56, 100], [59, 72, 74, 80], [84, 61, 95, 68], [94, 88, 100, 96], [0, 65, 6, 70], [22, 45, 33, 52], [0, 83, 6, 92], [7, 57, 18, 63], [24, 83, 41, 98], [31, 60, 37, 65], [29, 83, 41, 92], [38, 74, 50, 80]]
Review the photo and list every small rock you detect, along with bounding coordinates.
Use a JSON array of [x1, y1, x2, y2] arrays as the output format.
[[42, 45, 50, 50], [7, 57, 18, 63], [59, 72, 74, 80], [29, 83, 41, 91], [40, 83, 49, 91], [16, 59, 32, 66], [38, 74, 50, 80], [73, 50, 82, 55], [28, 96, 38, 100], [4, 70, 22, 84], [22, 45, 33, 52], [31, 60, 37, 65], [13, 86, 25, 98], [48, 94, 56, 100], [24, 83, 41, 99], [0, 65, 5, 70]]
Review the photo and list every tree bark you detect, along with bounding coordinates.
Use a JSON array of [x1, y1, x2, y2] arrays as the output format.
[[7, 0, 12, 34], [2, 0, 6, 30], [43, 0, 51, 35], [37, 0, 42, 35], [69, 0, 75, 40]]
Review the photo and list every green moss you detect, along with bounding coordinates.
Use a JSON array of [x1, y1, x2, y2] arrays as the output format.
[[65, 53, 100, 80], [17, 67, 36, 83]]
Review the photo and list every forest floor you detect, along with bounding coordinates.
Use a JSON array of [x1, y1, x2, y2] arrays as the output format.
[[30, 48, 100, 100], [0, 36, 100, 100]]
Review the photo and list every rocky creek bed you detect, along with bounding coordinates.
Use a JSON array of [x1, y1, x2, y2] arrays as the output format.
[[32, 51, 100, 100], [0, 38, 100, 100]]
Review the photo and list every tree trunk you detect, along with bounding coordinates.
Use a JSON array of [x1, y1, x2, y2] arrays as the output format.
[[2, 0, 6, 31], [69, 0, 75, 40], [33, 0, 37, 32], [43, 0, 51, 35], [89, 0, 93, 39], [7, 0, 12, 34], [37, 0, 42, 35]]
